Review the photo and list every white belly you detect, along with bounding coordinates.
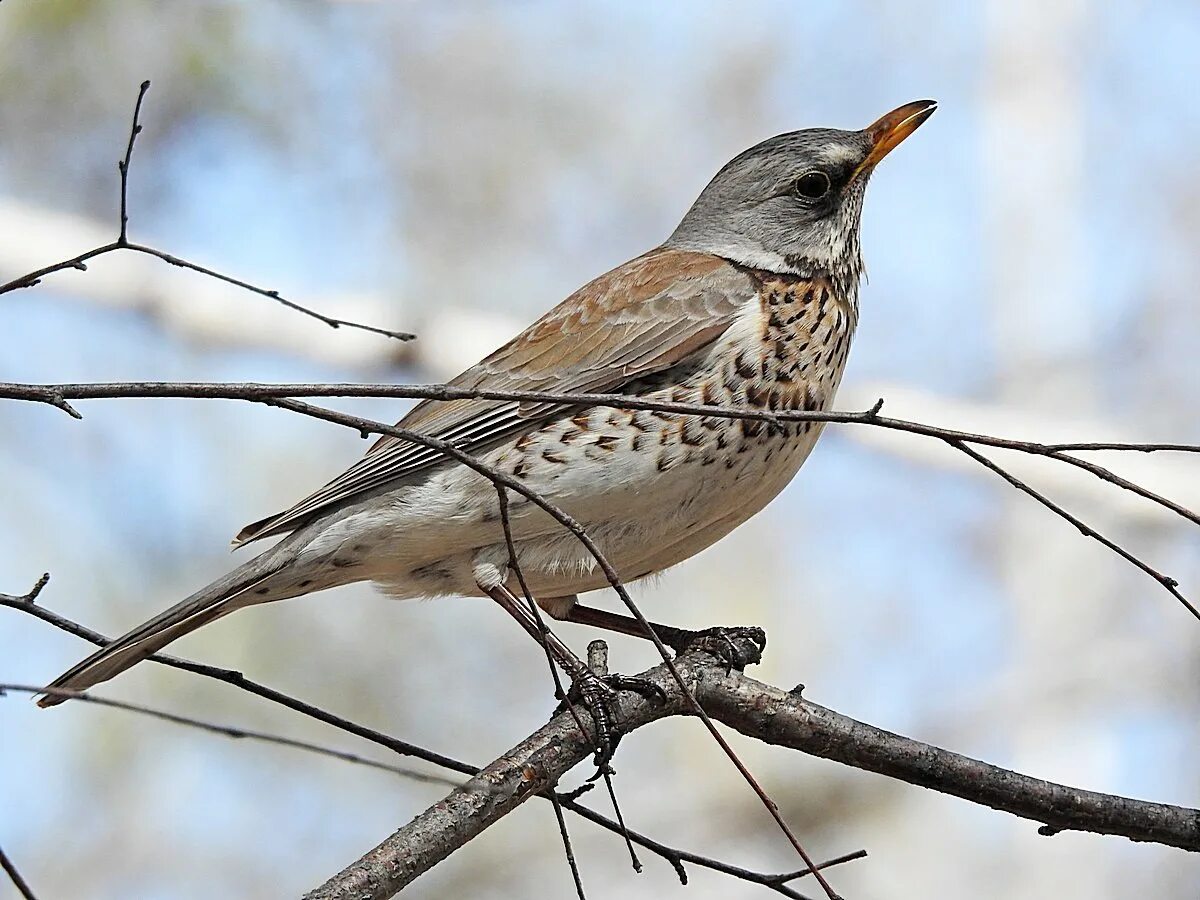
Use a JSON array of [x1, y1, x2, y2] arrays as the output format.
[[330, 404, 829, 600]]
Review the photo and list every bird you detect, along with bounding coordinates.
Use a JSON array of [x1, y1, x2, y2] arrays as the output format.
[[39, 100, 936, 707]]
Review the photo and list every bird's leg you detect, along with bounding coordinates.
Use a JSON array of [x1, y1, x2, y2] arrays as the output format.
[[558, 603, 767, 672], [484, 584, 662, 768], [483, 583, 588, 681]]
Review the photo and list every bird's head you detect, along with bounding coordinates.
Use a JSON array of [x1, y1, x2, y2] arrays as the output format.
[[667, 100, 936, 291]]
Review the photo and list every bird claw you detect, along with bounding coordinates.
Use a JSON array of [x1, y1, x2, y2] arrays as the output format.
[[559, 669, 666, 771], [660, 625, 767, 673]]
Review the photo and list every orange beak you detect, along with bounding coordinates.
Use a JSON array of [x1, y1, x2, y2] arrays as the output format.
[[851, 100, 937, 181]]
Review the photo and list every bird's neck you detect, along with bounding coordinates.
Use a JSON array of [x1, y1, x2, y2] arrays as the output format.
[[719, 245, 862, 313], [663, 234, 863, 311]]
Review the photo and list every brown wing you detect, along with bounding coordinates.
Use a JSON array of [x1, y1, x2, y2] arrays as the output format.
[[233, 248, 753, 545]]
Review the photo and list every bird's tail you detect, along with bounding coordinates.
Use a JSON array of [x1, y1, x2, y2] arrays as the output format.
[[38, 536, 305, 707]]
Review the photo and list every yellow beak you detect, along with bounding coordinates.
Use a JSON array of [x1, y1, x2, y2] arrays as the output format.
[[852, 99, 937, 181]]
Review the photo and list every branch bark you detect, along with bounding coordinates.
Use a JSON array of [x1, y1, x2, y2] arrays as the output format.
[[306, 635, 1200, 900]]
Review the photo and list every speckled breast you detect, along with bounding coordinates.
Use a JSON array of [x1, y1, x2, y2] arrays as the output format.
[[465, 269, 859, 595], [642, 270, 857, 478]]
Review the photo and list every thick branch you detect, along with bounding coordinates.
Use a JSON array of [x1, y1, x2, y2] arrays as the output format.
[[307, 636, 1200, 899], [304, 643, 707, 900], [702, 674, 1200, 851]]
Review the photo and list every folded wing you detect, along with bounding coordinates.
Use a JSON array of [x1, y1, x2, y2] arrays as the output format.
[[234, 248, 753, 545]]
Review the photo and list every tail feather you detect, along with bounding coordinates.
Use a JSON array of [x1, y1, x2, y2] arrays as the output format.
[[38, 543, 296, 707]]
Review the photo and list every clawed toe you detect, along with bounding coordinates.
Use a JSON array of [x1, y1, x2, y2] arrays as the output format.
[[563, 669, 666, 770], [660, 625, 766, 672], [603, 673, 666, 703]]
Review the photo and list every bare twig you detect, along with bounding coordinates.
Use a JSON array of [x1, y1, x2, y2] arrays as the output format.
[[4, 379, 1196, 465], [0, 82, 414, 343], [548, 793, 588, 900], [0, 684, 457, 787], [498, 489, 646, 877], [3, 585, 836, 898], [495, 484, 594, 898], [1043, 441, 1200, 453], [116, 80, 151, 243], [0, 576, 473, 776], [4, 382, 1197, 507], [0, 844, 38, 900], [551, 800, 869, 900], [0, 573, 50, 605], [4, 378, 1194, 623], [122, 242, 415, 341], [948, 440, 1200, 619]]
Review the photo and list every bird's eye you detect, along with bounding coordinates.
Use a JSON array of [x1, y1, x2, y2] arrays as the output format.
[[793, 171, 831, 200]]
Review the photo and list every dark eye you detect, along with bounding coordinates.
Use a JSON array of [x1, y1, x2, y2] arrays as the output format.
[[793, 171, 831, 200]]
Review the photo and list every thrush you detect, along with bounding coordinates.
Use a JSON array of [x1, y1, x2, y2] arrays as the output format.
[[40, 100, 935, 706]]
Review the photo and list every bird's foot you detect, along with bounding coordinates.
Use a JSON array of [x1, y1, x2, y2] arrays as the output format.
[[657, 625, 767, 673], [561, 668, 666, 771]]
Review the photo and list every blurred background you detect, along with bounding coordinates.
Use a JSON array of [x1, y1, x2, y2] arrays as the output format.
[[2, 1, 1199, 897]]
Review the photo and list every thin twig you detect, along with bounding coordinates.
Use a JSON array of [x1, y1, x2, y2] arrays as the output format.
[[116, 80, 150, 243], [0, 83, 414, 342], [0, 844, 38, 900], [6, 379, 1196, 461], [555, 794, 867, 900], [1043, 448, 1200, 527], [1043, 441, 1200, 453], [498, 484, 642, 878], [948, 440, 1200, 619], [548, 793, 588, 900], [495, 485, 593, 899], [0, 684, 458, 787], [3, 584, 832, 897], [4, 383, 1196, 513], [5, 379, 1194, 622], [0, 578, 473, 776], [121, 242, 415, 340]]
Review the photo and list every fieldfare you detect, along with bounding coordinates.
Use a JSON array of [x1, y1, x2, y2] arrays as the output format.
[[41, 100, 936, 706]]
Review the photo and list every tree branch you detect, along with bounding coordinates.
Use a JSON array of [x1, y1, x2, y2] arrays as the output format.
[[0, 684, 458, 788], [306, 633, 1200, 899], [4, 379, 1197, 622], [2, 582, 849, 898], [0, 82, 414, 343], [0, 843, 38, 900], [701, 672, 1200, 851]]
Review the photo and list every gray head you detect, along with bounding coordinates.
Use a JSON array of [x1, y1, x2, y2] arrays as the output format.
[[666, 101, 936, 293]]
